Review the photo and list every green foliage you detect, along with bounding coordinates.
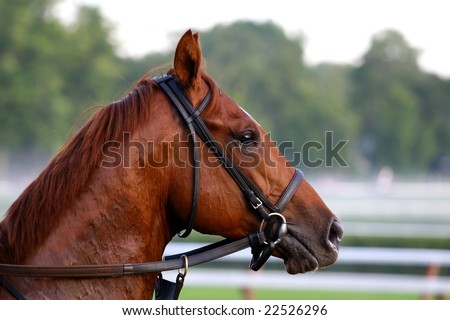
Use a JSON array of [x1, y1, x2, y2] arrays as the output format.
[[0, 3, 449, 177], [0, 1, 123, 154], [200, 22, 306, 135], [351, 30, 450, 173]]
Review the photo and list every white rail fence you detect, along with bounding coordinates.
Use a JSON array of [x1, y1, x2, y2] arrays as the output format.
[[164, 243, 450, 294]]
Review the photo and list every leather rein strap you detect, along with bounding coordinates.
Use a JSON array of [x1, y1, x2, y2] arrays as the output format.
[[0, 238, 249, 278]]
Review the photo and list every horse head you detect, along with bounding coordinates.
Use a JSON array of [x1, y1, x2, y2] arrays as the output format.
[[165, 30, 343, 274]]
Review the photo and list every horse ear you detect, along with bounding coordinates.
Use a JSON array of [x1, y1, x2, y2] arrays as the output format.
[[174, 29, 202, 89]]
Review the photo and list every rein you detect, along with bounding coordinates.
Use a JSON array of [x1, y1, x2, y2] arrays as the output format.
[[0, 75, 303, 299], [0, 238, 250, 278]]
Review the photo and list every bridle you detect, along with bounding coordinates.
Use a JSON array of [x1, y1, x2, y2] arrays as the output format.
[[0, 74, 303, 300], [155, 75, 303, 236], [155, 74, 303, 269]]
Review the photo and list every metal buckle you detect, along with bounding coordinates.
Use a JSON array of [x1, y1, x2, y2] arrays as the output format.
[[251, 197, 263, 210]]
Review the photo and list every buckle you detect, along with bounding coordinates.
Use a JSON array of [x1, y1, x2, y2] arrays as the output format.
[[251, 197, 263, 210]]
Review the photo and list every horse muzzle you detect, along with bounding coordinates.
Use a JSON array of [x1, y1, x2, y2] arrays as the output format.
[[275, 218, 344, 274]]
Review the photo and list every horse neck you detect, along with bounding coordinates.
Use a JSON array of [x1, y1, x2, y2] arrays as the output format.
[[17, 159, 173, 299], [35, 167, 171, 257]]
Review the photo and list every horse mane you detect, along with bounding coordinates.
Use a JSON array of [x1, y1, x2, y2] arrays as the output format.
[[0, 71, 219, 264], [0, 76, 158, 264]]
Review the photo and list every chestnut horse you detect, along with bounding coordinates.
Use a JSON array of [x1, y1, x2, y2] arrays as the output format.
[[0, 30, 343, 299]]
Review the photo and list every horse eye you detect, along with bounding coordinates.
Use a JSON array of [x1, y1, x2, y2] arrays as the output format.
[[238, 131, 256, 145]]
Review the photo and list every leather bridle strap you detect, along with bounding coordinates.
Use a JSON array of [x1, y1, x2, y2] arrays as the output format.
[[154, 75, 213, 237], [275, 167, 304, 211], [155, 75, 286, 222], [247, 168, 303, 271]]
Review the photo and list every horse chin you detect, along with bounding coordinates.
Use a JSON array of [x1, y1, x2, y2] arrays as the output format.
[[276, 233, 319, 275]]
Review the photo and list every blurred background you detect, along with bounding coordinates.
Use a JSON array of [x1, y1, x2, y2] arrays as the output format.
[[0, 0, 449, 299]]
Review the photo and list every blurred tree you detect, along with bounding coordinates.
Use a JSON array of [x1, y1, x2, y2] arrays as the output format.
[[0, 1, 123, 157], [351, 30, 450, 173], [199, 21, 306, 136], [0, 0, 69, 152], [351, 30, 423, 171], [59, 6, 125, 115], [413, 74, 450, 175]]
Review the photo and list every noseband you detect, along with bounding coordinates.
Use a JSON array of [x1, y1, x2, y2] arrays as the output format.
[[155, 75, 303, 270], [0, 75, 303, 299]]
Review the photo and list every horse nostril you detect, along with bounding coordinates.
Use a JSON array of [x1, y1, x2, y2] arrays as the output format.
[[328, 219, 344, 247]]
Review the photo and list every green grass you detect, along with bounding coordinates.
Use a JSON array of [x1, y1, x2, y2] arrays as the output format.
[[178, 287, 421, 300]]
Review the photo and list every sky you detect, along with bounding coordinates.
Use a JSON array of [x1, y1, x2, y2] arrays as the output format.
[[56, 0, 450, 78]]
